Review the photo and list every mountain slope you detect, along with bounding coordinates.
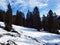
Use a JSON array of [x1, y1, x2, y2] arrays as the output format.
[[0, 22, 60, 45]]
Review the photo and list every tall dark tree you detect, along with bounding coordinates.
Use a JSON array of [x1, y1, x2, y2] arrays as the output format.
[[0, 10, 5, 22], [15, 11, 24, 26], [42, 15, 48, 31], [53, 13, 59, 33], [26, 10, 33, 28], [26, 10, 30, 27], [22, 14, 26, 26], [4, 4, 13, 31], [13, 15, 16, 24], [47, 10, 58, 33], [33, 6, 42, 31], [57, 16, 60, 29]]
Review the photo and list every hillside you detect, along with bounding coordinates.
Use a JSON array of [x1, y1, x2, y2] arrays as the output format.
[[0, 22, 60, 45]]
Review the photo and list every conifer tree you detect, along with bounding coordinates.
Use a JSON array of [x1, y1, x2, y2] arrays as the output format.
[[47, 10, 58, 33], [4, 3, 13, 31], [53, 13, 59, 33], [0, 10, 5, 22], [57, 16, 60, 30], [33, 6, 42, 31], [26, 10, 33, 28], [13, 15, 16, 24], [22, 15, 26, 26], [26, 10, 30, 27], [42, 15, 48, 31], [15, 11, 23, 26]]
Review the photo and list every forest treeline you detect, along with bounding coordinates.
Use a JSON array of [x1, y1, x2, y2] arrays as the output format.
[[0, 4, 60, 34]]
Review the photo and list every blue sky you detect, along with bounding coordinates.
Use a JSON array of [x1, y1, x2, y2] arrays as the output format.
[[0, 0, 60, 17]]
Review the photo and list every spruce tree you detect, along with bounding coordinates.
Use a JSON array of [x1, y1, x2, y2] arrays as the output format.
[[4, 4, 13, 31], [29, 12, 34, 28], [15, 11, 23, 26], [26, 10, 33, 28], [0, 10, 5, 22], [53, 13, 59, 33], [33, 6, 42, 31], [42, 15, 48, 31], [26, 10, 30, 27], [22, 15, 26, 27], [57, 16, 60, 29], [47, 10, 58, 33], [13, 15, 16, 24]]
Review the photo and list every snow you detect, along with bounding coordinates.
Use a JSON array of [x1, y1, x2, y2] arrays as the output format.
[[0, 22, 5, 27], [0, 22, 60, 45]]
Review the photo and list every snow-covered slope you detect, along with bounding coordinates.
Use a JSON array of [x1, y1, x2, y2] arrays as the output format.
[[0, 22, 60, 45]]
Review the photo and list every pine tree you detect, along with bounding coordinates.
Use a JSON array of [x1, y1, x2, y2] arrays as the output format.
[[29, 12, 34, 28], [57, 16, 60, 30], [42, 15, 48, 31], [47, 10, 58, 33], [0, 10, 5, 22], [33, 6, 42, 31], [26, 10, 30, 27], [26, 10, 33, 28], [13, 15, 16, 24], [4, 3, 13, 31], [15, 11, 24, 26], [53, 13, 59, 33], [21, 12, 25, 26], [22, 15, 26, 27]]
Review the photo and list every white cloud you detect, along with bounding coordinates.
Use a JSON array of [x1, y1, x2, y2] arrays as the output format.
[[38, 0, 49, 3], [0, 0, 49, 9], [55, 4, 60, 15], [28, 0, 48, 7], [0, 0, 49, 14], [54, 0, 60, 15], [9, 0, 48, 8], [0, 0, 7, 11], [55, 8, 60, 15], [6, 0, 48, 14]]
